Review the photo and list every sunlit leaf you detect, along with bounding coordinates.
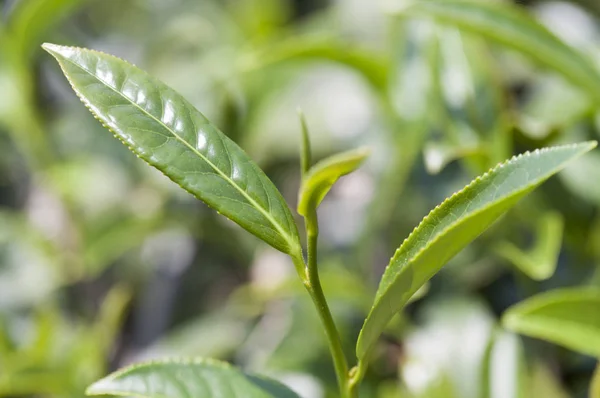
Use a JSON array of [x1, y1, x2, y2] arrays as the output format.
[[43, 43, 301, 257], [495, 211, 563, 280], [356, 142, 596, 360], [397, 0, 600, 103], [503, 288, 600, 357], [86, 358, 300, 398], [297, 147, 370, 216]]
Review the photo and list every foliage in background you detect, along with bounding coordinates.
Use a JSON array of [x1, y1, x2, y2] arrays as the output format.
[[2, 0, 600, 397]]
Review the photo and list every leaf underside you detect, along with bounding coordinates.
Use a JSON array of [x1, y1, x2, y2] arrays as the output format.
[[503, 288, 600, 358], [86, 358, 300, 398], [356, 142, 596, 360], [42, 43, 301, 256]]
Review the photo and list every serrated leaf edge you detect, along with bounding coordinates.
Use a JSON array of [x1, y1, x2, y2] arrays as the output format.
[[86, 357, 251, 396], [42, 43, 300, 256], [358, 142, 596, 357], [382, 142, 595, 294]]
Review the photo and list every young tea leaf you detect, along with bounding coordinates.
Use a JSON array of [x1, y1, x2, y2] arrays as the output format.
[[503, 288, 600, 358], [86, 358, 300, 398], [298, 109, 312, 179], [42, 43, 301, 257], [398, 0, 600, 103], [297, 147, 370, 216], [356, 142, 596, 360]]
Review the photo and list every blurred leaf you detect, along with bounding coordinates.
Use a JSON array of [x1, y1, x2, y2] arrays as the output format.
[[297, 147, 370, 216], [486, 331, 528, 398], [148, 311, 249, 359], [357, 142, 597, 360], [495, 211, 564, 280], [7, 0, 85, 57], [93, 285, 131, 353], [423, 142, 486, 175], [592, 363, 600, 398], [528, 362, 569, 398], [503, 288, 600, 357], [86, 358, 300, 397], [401, 299, 494, 398], [43, 43, 301, 257], [84, 216, 162, 277], [519, 75, 592, 140], [560, 150, 600, 204], [246, 35, 389, 90], [398, 0, 600, 103]]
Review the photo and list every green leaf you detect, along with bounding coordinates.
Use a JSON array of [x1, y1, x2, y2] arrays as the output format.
[[297, 147, 370, 216], [42, 43, 301, 256], [591, 363, 600, 398], [503, 288, 600, 357], [245, 35, 389, 91], [298, 109, 312, 178], [398, 0, 600, 103], [356, 142, 596, 360], [8, 0, 84, 57], [86, 358, 300, 398], [495, 211, 563, 280]]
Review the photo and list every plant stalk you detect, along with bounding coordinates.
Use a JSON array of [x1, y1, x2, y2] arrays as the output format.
[[300, 209, 352, 397]]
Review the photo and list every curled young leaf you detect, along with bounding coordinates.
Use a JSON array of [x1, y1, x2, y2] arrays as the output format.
[[503, 288, 600, 358], [42, 43, 301, 257], [356, 142, 596, 361], [297, 147, 370, 216], [86, 358, 300, 398]]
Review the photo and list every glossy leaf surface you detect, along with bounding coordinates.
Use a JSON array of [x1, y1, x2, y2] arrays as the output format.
[[399, 0, 600, 103], [297, 147, 370, 216], [503, 288, 600, 357], [86, 358, 300, 398], [356, 142, 596, 360], [42, 43, 301, 256]]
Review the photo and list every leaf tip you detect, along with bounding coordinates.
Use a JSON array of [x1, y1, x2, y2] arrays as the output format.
[[41, 42, 62, 55], [84, 380, 107, 396]]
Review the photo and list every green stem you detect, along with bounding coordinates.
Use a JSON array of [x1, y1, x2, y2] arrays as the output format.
[[299, 209, 352, 397]]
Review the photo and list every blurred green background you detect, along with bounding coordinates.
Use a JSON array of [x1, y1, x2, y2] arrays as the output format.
[[2, 0, 600, 396]]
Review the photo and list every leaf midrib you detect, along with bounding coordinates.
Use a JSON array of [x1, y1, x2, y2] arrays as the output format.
[[377, 148, 589, 302], [59, 53, 295, 251]]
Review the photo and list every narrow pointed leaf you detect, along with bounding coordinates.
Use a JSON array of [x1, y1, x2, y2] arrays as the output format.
[[397, 0, 600, 103], [86, 358, 300, 398], [42, 43, 301, 256], [297, 147, 370, 216], [298, 109, 312, 178], [503, 288, 600, 357], [356, 142, 596, 360]]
